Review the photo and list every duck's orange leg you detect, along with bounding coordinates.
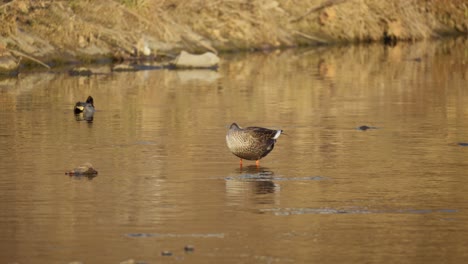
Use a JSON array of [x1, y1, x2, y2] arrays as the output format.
[[255, 160, 260, 167], [239, 159, 243, 167]]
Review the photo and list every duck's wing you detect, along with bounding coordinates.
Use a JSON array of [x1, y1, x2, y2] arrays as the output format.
[[244, 127, 281, 141]]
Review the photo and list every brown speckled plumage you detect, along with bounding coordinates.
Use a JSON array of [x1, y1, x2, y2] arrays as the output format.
[[226, 123, 283, 163]]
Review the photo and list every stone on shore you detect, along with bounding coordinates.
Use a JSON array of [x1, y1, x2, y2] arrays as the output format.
[[172, 51, 219, 69]]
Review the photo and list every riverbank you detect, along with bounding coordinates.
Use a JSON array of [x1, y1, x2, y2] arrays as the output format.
[[0, 0, 467, 71]]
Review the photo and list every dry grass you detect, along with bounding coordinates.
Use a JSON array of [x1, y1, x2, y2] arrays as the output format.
[[0, 0, 465, 61]]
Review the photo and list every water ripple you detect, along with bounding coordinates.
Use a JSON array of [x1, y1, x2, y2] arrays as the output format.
[[261, 207, 459, 216], [126, 233, 225, 238], [226, 175, 328, 181]]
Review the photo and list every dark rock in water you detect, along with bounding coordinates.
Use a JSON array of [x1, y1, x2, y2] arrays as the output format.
[[65, 162, 98, 175], [69, 67, 93, 76], [357, 125, 377, 131], [184, 245, 195, 252], [161, 251, 173, 256], [458, 142, 468, 146]]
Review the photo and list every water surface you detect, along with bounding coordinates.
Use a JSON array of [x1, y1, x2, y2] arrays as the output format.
[[1, 38, 467, 263]]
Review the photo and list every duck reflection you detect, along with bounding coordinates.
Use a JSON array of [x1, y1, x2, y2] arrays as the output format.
[[225, 166, 279, 205], [74, 112, 94, 123], [67, 173, 97, 180]]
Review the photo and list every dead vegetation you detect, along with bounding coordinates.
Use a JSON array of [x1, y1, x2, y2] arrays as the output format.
[[0, 0, 466, 65]]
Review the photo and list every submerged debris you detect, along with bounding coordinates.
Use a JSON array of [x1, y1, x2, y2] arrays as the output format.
[[161, 251, 173, 256]]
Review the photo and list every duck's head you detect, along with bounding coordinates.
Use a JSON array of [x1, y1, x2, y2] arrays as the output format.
[[230, 123, 240, 129], [86, 96, 94, 107]]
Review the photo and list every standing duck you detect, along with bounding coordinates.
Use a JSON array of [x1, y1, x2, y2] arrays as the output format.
[[74, 96, 95, 114], [226, 123, 283, 166]]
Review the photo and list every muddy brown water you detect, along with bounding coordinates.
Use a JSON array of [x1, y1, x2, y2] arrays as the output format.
[[1, 39, 467, 263]]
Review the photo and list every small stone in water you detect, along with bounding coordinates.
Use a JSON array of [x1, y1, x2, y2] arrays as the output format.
[[161, 251, 173, 256], [184, 245, 195, 252], [357, 125, 377, 131], [65, 162, 98, 175]]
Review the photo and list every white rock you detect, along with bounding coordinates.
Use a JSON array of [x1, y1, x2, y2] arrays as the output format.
[[173, 51, 219, 69]]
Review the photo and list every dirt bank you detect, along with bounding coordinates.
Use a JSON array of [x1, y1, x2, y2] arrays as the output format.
[[0, 0, 467, 69]]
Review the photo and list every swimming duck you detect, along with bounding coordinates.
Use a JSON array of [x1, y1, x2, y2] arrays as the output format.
[[226, 123, 283, 166], [74, 96, 95, 114]]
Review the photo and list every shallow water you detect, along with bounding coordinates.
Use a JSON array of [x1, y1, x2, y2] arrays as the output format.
[[1, 38, 468, 263]]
